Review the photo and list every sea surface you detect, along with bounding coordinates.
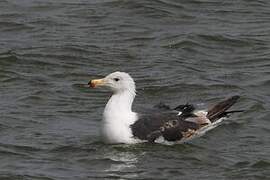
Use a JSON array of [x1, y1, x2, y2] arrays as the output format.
[[0, 0, 270, 179]]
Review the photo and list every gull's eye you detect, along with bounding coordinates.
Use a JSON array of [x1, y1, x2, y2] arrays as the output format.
[[113, 78, 120, 82]]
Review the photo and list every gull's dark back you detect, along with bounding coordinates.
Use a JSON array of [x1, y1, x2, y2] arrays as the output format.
[[131, 104, 200, 142], [131, 96, 242, 143]]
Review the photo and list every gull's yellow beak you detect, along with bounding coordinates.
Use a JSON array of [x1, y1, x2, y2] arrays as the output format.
[[88, 78, 105, 88]]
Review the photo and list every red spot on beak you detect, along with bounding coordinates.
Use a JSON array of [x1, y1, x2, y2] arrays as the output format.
[[88, 79, 104, 88], [88, 80, 95, 88]]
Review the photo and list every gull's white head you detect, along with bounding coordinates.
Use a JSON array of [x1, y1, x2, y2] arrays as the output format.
[[89, 71, 136, 95]]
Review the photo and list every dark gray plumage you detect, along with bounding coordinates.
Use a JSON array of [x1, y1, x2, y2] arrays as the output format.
[[131, 96, 242, 143]]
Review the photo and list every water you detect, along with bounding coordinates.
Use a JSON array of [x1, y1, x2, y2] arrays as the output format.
[[0, 0, 269, 179]]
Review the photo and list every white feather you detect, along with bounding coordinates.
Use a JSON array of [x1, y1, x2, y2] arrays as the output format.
[[100, 72, 140, 144]]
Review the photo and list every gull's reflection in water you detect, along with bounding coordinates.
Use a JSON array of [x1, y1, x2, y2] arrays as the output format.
[[103, 145, 144, 179]]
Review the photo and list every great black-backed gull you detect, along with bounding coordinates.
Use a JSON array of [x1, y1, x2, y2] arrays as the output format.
[[88, 71, 242, 144]]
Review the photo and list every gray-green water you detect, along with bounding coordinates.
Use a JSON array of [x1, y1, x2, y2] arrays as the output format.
[[0, 0, 269, 179]]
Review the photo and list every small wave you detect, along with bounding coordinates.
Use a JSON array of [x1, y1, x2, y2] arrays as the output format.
[[233, 161, 250, 168], [162, 38, 203, 49], [0, 149, 27, 157], [49, 144, 99, 153], [0, 174, 52, 180], [198, 34, 254, 47], [156, 0, 185, 9], [0, 51, 20, 65], [0, 143, 42, 158], [78, 157, 123, 165], [251, 160, 270, 169], [0, 22, 33, 32], [0, 143, 42, 152]]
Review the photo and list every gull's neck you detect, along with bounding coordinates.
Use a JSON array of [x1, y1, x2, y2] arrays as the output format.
[[101, 87, 138, 144], [103, 90, 136, 123]]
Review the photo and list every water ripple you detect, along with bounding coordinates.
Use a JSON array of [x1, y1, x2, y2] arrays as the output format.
[[0, 0, 269, 179]]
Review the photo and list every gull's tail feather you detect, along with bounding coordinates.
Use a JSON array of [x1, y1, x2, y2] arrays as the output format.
[[207, 96, 241, 122]]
